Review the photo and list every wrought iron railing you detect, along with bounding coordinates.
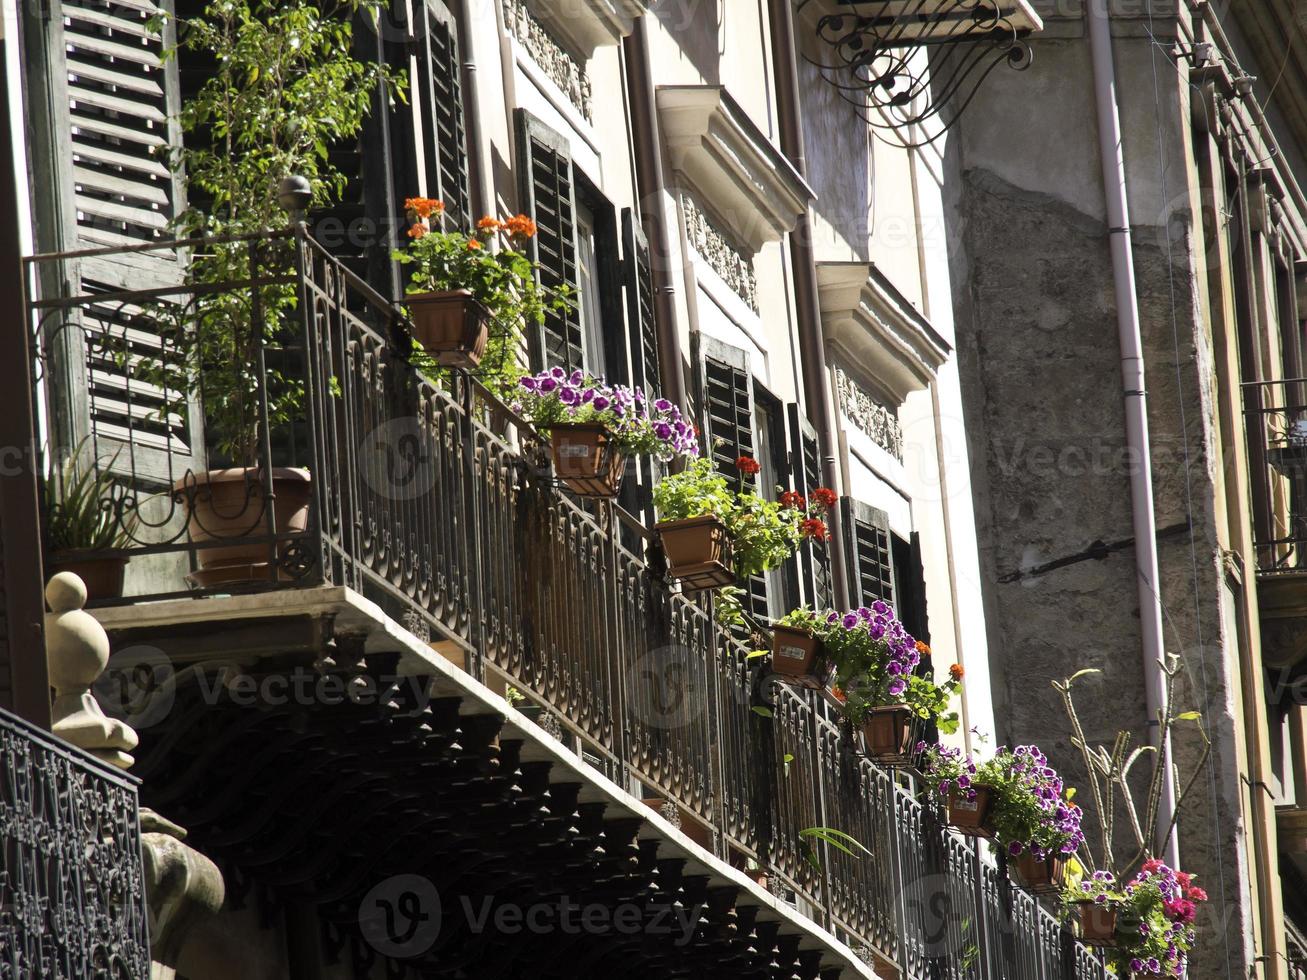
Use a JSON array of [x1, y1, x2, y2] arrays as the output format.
[[1243, 378, 1307, 571], [0, 706, 150, 978], [25, 228, 1097, 977]]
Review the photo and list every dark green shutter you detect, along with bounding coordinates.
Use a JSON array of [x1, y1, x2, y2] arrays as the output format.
[[894, 531, 930, 642], [786, 404, 833, 611], [841, 498, 895, 608], [694, 334, 767, 621], [413, 0, 470, 228], [515, 110, 583, 374], [621, 208, 660, 398]]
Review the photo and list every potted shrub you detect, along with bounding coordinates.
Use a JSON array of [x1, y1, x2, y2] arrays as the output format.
[[919, 744, 996, 837], [651, 457, 836, 593], [822, 611, 964, 766], [143, 0, 399, 587], [1065, 860, 1206, 973], [769, 608, 833, 689], [513, 369, 698, 498], [395, 201, 567, 382], [42, 447, 139, 602]]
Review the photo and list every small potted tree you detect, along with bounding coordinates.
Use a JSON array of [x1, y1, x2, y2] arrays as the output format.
[[513, 369, 698, 497], [395, 201, 566, 381], [651, 457, 836, 592]]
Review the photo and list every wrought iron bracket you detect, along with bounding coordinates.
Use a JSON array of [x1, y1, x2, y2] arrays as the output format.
[[800, 0, 1042, 145]]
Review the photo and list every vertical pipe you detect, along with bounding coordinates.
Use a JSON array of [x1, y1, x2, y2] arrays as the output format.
[[1086, 0, 1179, 868], [454, 0, 491, 220], [622, 18, 688, 414], [766, 0, 850, 609]]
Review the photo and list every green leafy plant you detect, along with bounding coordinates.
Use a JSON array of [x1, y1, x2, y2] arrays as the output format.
[[799, 826, 870, 871], [395, 200, 569, 398], [43, 445, 139, 552], [139, 0, 402, 466], [652, 456, 834, 581]]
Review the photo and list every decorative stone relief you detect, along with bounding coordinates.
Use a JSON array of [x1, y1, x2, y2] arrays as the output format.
[[836, 368, 903, 461], [503, 0, 593, 122], [682, 195, 758, 311]]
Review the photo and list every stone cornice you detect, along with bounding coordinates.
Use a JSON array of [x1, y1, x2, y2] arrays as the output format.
[[523, 0, 648, 59], [817, 261, 949, 404], [656, 85, 813, 253]]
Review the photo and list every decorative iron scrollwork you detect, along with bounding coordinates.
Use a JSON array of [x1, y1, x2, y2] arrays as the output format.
[[801, 0, 1036, 145]]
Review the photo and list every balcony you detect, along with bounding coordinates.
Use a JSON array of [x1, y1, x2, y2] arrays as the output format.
[[24, 229, 1103, 977], [1244, 379, 1307, 678], [0, 704, 151, 976]]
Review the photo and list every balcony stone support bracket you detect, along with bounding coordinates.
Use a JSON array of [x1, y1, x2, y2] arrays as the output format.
[[520, 0, 647, 58], [656, 85, 813, 254], [816, 261, 950, 407], [45, 571, 226, 978]]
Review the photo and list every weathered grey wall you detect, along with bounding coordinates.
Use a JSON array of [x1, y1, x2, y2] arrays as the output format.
[[944, 11, 1254, 976]]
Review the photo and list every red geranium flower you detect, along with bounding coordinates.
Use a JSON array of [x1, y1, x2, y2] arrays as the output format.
[[735, 455, 760, 476], [800, 517, 829, 541], [811, 487, 839, 509], [779, 490, 806, 509]]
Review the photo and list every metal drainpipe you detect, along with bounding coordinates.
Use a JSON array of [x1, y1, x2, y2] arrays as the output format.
[[766, 0, 850, 609], [622, 18, 688, 414], [455, 0, 492, 220], [1086, 0, 1180, 868]]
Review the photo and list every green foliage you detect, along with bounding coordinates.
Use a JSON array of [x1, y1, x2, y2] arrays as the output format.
[[652, 458, 815, 579], [139, 0, 402, 465], [43, 444, 139, 552]]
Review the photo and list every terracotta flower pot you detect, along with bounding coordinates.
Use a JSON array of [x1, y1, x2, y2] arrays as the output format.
[[173, 468, 313, 587], [770, 626, 830, 689], [656, 514, 735, 591], [946, 784, 996, 838], [1076, 900, 1121, 946], [406, 289, 491, 369], [47, 555, 129, 602], [860, 705, 919, 767], [549, 423, 628, 498], [1013, 853, 1068, 896], [642, 797, 712, 850]]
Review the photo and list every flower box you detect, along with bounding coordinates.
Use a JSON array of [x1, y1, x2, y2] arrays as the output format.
[[860, 704, 919, 767], [1012, 853, 1068, 897], [945, 784, 996, 838], [1075, 900, 1121, 947], [405, 289, 491, 369], [656, 514, 735, 591], [549, 422, 629, 498], [770, 626, 830, 689], [47, 556, 129, 602]]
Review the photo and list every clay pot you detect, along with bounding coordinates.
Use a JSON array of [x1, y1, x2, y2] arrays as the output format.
[[173, 468, 313, 586], [860, 705, 919, 766], [1013, 853, 1068, 896], [945, 784, 996, 838], [641, 798, 712, 850], [656, 515, 735, 591], [406, 289, 491, 369], [47, 556, 128, 602], [770, 626, 830, 689], [1076, 900, 1121, 946], [549, 423, 628, 497]]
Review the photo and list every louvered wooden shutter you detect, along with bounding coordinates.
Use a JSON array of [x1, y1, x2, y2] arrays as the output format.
[[621, 209, 660, 398], [53, 0, 199, 484], [413, 0, 470, 228], [786, 404, 833, 611], [894, 531, 930, 643], [694, 334, 768, 620], [515, 110, 583, 374], [841, 498, 895, 609]]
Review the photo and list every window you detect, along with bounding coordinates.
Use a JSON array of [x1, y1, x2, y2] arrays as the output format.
[[574, 199, 607, 377], [786, 405, 834, 611]]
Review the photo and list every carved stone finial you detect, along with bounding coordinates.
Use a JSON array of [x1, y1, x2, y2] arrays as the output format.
[[44, 571, 139, 769]]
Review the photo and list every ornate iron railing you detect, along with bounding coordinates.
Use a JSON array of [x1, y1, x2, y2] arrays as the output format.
[[1243, 377, 1307, 571], [0, 706, 150, 979], [25, 228, 1097, 977]]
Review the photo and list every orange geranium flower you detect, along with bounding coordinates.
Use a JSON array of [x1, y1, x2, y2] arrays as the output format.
[[916, 640, 930, 656], [503, 213, 537, 238], [477, 216, 504, 232], [405, 196, 444, 220], [407, 223, 428, 239], [949, 663, 965, 681], [465, 238, 483, 251]]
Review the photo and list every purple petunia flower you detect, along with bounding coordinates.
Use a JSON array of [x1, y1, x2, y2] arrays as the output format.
[[592, 395, 609, 411], [888, 679, 907, 697], [559, 387, 580, 405], [539, 377, 558, 393], [654, 398, 672, 412], [653, 422, 672, 439]]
